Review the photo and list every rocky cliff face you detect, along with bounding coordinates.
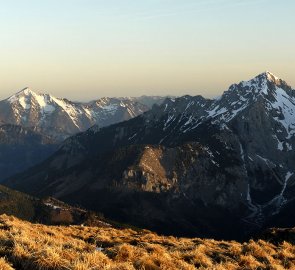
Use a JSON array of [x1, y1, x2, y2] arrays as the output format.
[[5, 72, 295, 240]]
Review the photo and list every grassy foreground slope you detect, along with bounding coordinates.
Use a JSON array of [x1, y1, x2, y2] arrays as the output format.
[[0, 215, 294, 269]]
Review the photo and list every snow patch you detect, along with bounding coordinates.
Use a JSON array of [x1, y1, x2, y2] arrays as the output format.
[[19, 97, 31, 110], [271, 87, 295, 139]]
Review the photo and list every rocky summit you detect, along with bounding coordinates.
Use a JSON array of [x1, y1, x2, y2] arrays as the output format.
[[5, 72, 295, 240]]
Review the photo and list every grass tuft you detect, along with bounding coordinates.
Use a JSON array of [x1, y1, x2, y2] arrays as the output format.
[[0, 214, 294, 269]]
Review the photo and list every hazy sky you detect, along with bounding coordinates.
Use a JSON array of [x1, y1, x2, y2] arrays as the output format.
[[0, 0, 294, 101]]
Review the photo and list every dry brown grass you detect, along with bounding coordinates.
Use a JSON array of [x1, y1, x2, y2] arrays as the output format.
[[0, 214, 295, 269], [0, 257, 14, 270]]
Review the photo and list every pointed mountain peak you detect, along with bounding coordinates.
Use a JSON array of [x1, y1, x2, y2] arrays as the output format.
[[236, 71, 292, 93], [10, 87, 42, 99], [256, 71, 281, 84], [17, 87, 36, 96], [6, 87, 49, 105], [265, 70, 277, 77], [260, 71, 293, 89], [6, 87, 52, 103]]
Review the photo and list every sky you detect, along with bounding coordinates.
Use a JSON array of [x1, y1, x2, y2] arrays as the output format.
[[0, 0, 294, 101]]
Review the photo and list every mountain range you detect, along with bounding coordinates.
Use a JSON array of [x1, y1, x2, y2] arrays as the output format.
[[0, 90, 165, 179], [0, 88, 164, 140], [5, 71, 295, 240]]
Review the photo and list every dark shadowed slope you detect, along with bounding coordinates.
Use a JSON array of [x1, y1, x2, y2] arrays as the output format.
[[0, 124, 58, 180]]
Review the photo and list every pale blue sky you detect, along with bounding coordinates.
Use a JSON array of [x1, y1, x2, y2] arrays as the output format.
[[0, 0, 294, 100]]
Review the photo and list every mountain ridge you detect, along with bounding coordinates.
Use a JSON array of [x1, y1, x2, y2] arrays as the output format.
[[5, 71, 295, 240], [0, 90, 166, 179], [0, 88, 167, 140]]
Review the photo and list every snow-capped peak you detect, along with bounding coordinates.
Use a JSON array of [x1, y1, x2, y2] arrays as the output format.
[[156, 71, 295, 137], [232, 71, 294, 98], [258, 71, 282, 85], [207, 72, 295, 138], [7, 87, 57, 112], [18, 87, 35, 96], [8, 87, 38, 102], [240, 71, 280, 87], [265, 71, 279, 80]]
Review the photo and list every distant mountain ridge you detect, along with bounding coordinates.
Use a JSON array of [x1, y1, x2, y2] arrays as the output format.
[[0, 89, 166, 179], [0, 88, 166, 140], [6, 71, 295, 240]]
